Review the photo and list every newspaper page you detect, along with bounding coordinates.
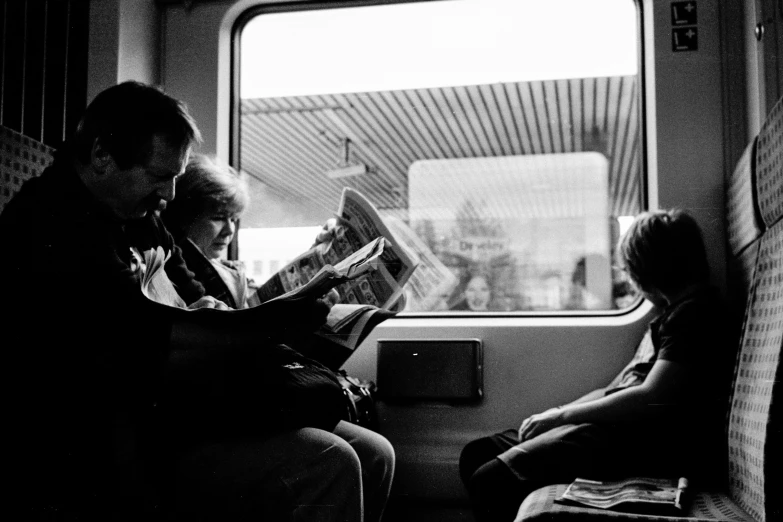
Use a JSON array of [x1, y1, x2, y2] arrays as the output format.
[[335, 188, 419, 309], [258, 237, 388, 303], [384, 216, 459, 312], [556, 477, 687, 512], [257, 188, 419, 310], [301, 303, 397, 370], [138, 246, 187, 308], [317, 303, 395, 347]]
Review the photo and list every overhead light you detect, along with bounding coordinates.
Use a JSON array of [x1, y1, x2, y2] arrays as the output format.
[[325, 138, 368, 179], [326, 163, 368, 178]]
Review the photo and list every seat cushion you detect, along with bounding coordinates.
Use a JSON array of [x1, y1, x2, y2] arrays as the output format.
[[0, 125, 54, 214], [515, 484, 756, 522]]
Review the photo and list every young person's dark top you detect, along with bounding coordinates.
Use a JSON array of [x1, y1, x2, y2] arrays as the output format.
[[0, 155, 327, 518], [609, 285, 733, 479]]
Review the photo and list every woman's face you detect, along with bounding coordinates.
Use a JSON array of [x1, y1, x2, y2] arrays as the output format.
[[465, 275, 491, 311], [187, 210, 240, 259]]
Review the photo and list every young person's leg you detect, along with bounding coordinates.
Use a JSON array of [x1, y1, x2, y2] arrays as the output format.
[[467, 457, 537, 522], [459, 429, 518, 486], [333, 420, 395, 522], [462, 424, 625, 522], [460, 429, 532, 522]]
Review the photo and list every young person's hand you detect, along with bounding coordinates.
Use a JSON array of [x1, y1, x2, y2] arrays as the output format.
[[518, 406, 565, 442]]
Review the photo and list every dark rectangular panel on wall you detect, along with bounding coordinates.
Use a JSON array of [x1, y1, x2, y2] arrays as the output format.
[[0, 0, 89, 149], [376, 339, 483, 401]]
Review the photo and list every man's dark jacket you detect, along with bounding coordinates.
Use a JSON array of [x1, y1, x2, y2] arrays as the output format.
[[0, 157, 327, 519]]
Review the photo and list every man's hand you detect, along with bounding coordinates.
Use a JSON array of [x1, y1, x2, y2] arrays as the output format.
[[518, 407, 565, 442], [187, 296, 231, 310]]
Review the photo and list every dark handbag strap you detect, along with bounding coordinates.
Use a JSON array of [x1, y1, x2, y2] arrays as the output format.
[[177, 237, 238, 309]]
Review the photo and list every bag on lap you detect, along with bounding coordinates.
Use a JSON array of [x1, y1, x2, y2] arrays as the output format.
[[265, 344, 345, 432], [337, 370, 379, 431]]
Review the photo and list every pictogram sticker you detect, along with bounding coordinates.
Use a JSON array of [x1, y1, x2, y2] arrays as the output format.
[[672, 27, 698, 52], [671, 1, 697, 26]]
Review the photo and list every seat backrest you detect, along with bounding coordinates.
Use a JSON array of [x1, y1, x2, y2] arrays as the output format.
[[725, 137, 762, 327], [0, 126, 55, 215], [725, 95, 783, 522]]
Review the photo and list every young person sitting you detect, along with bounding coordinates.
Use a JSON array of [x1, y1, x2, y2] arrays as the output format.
[[458, 209, 736, 522]]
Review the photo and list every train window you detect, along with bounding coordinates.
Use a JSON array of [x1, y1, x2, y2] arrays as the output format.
[[235, 0, 642, 313]]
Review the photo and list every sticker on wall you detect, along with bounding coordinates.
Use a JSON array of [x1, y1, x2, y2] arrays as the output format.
[[671, 1, 697, 26], [672, 27, 698, 52]]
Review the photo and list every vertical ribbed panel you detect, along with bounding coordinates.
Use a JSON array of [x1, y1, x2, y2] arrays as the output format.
[[0, 0, 89, 149]]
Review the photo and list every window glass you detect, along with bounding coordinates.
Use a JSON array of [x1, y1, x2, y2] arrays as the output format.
[[236, 0, 641, 312]]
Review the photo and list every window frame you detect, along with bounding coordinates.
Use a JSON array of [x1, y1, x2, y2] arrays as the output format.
[[228, 0, 648, 318]]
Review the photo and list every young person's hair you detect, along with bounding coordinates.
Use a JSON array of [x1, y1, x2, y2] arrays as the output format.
[[618, 209, 709, 295], [71, 81, 202, 169], [162, 153, 249, 238]]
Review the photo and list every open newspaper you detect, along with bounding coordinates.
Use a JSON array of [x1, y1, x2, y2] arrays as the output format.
[[300, 303, 397, 370], [256, 235, 391, 304], [555, 477, 689, 515], [256, 187, 419, 309], [250, 188, 419, 366], [383, 216, 459, 312], [139, 246, 186, 308]]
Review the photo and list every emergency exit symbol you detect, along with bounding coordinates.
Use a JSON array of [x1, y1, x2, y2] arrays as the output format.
[[671, 1, 697, 25], [672, 27, 698, 52]]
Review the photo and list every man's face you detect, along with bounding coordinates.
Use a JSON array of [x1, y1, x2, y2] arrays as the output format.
[[102, 135, 189, 220]]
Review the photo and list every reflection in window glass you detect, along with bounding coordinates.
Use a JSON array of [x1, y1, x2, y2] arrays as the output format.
[[236, 0, 641, 312]]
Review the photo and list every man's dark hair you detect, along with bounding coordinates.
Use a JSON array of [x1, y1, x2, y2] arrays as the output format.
[[618, 209, 710, 295], [71, 81, 202, 169]]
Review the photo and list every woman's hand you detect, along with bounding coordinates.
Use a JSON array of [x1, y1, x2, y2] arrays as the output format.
[[312, 217, 346, 247], [321, 288, 341, 307], [187, 295, 231, 310], [518, 407, 565, 442]]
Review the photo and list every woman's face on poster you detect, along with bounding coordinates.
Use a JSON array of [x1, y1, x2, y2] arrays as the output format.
[[465, 275, 491, 311]]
